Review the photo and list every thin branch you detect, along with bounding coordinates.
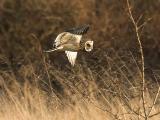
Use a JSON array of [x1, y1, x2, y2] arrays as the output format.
[[147, 67, 160, 118], [136, 14, 143, 25], [138, 18, 152, 30], [149, 111, 160, 118], [119, 93, 145, 118], [147, 86, 160, 117], [30, 34, 62, 103], [126, 0, 146, 119]]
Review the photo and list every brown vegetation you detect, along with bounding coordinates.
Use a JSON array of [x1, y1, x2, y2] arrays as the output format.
[[0, 0, 160, 119]]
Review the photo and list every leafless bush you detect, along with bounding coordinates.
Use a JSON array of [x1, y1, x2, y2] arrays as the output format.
[[0, 0, 160, 119]]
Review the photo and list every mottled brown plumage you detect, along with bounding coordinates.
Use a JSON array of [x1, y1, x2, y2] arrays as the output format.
[[45, 25, 93, 66]]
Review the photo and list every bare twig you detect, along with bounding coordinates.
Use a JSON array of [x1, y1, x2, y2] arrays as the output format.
[[126, 0, 146, 119], [147, 71, 160, 117], [148, 87, 160, 116], [136, 14, 144, 25], [138, 18, 152, 30], [119, 92, 145, 119], [149, 111, 160, 118], [30, 34, 62, 103]]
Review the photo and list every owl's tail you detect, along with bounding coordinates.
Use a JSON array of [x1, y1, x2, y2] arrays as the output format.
[[44, 46, 63, 53], [44, 48, 57, 53]]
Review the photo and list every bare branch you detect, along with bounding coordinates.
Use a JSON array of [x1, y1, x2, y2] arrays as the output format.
[[136, 14, 144, 25], [126, 0, 146, 119], [149, 111, 160, 118], [147, 86, 160, 117], [147, 65, 160, 117], [138, 18, 152, 30]]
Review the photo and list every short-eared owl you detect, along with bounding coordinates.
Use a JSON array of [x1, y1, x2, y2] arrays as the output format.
[[45, 25, 94, 66]]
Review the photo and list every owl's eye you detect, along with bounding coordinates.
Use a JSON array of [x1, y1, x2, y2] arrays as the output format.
[[86, 43, 91, 47]]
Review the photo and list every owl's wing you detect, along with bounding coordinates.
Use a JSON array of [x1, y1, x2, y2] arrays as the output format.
[[54, 32, 82, 47], [65, 24, 90, 35], [65, 51, 77, 66], [54, 25, 89, 47], [54, 32, 66, 47]]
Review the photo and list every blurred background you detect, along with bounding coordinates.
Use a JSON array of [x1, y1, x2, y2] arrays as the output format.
[[0, 0, 160, 119], [0, 0, 160, 69]]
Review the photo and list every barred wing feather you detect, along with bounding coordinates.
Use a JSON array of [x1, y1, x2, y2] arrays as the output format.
[[65, 25, 90, 35], [54, 32, 82, 47]]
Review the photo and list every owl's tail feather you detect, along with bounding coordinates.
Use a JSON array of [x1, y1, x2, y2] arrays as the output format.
[[44, 48, 58, 53], [44, 46, 63, 53]]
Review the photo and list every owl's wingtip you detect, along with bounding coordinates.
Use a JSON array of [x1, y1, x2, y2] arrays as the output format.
[[65, 24, 90, 35]]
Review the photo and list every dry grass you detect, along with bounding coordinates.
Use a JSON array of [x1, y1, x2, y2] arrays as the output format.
[[0, 78, 159, 120], [0, 0, 160, 120]]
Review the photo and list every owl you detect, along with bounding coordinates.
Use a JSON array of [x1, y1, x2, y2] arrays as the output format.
[[45, 25, 94, 66]]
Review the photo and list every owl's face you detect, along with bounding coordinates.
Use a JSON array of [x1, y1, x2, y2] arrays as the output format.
[[85, 40, 93, 52]]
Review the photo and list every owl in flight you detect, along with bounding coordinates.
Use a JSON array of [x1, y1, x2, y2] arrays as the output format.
[[45, 25, 94, 66]]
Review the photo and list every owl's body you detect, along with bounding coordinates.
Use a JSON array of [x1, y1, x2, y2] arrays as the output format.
[[45, 25, 93, 66], [55, 32, 82, 51]]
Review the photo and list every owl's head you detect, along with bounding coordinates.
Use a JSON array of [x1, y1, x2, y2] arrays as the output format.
[[85, 40, 93, 52]]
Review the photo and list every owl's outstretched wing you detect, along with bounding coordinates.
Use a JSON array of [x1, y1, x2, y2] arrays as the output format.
[[65, 25, 90, 35], [65, 51, 77, 66], [53, 25, 89, 49], [54, 32, 82, 47]]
